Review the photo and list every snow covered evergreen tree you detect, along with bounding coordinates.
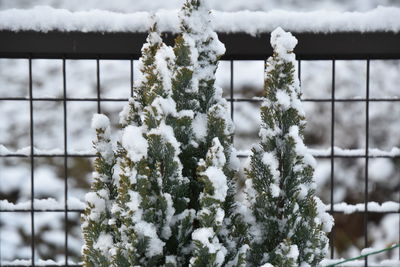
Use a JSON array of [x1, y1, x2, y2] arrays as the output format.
[[171, 0, 245, 265], [242, 27, 333, 267], [190, 138, 228, 266], [82, 114, 116, 267], [110, 24, 196, 266]]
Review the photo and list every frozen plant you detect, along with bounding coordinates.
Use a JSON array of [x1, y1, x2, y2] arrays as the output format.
[[82, 2, 333, 267], [112, 23, 194, 266], [82, 114, 117, 266], [242, 27, 333, 267], [171, 0, 244, 265]]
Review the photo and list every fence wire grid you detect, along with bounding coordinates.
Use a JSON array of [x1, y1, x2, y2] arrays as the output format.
[[0, 31, 399, 267]]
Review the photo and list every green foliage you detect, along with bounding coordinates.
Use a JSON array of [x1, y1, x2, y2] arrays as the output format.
[[83, 3, 331, 267], [82, 117, 117, 267], [243, 28, 332, 267]]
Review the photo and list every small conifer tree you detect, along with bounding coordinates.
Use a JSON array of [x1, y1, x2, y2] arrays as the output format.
[[190, 138, 228, 266], [112, 24, 196, 266], [242, 27, 333, 267], [171, 0, 244, 265], [82, 114, 116, 267], [82, 2, 333, 266]]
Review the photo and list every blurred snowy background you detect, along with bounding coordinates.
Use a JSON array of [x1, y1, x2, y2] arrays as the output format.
[[0, 0, 400, 264]]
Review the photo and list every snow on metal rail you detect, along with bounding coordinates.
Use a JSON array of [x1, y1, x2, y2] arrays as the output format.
[[1, 6, 400, 34]]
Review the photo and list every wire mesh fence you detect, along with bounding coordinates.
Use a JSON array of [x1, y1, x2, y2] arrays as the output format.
[[0, 31, 399, 267]]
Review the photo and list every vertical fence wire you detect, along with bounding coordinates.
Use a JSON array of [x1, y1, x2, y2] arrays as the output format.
[[364, 59, 370, 267], [29, 56, 35, 267], [230, 60, 234, 144], [298, 59, 301, 82], [96, 58, 101, 114], [130, 58, 134, 97], [230, 60, 234, 121], [330, 59, 336, 259], [62, 57, 69, 266]]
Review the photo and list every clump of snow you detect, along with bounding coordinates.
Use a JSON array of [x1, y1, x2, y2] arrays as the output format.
[[121, 125, 148, 162], [192, 113, 208, 141], [203, 166, 228, 201], [288, 125, 317, 168], [93, 232, 113, 255], [262, 152, 280, 197], [239, 179, 263, 243], [85, 192, 106, 221], [288, 244, 300, 261], [126, 191, 141, 212], [270, 27, 298, 62], [134, 221, 165, 257], [314, 197, 334, 232], [119, 97, 142, 126], [154, 44, 175, 92], [191, 227, 226, 266], [150, 96, 177, 118], [208, 102, 235, 136], [91, 113, 110, 130], [92, 114, 114, 164], [276, 90, 291, 109], [259, 126, 281, 142], [148, 121, 181, 153], [161, 193, 175, 239], [206, 138, 226, 168], [192, 227, 214, 247]]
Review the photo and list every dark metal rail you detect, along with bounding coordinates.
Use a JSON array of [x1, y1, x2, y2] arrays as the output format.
[[0, 31, 400, 60]]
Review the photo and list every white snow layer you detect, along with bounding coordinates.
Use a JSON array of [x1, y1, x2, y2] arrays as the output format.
[[91, 113, 110, 130], [202, 166, 228, 202], [0, 198, 85, 210], [121, 125, 148, 162], [4, 198, 395, 214], [236, 146, 400, 158], [0, 144, 93, 156], [0, 259, 81, 266], [270, 27, 298, 62], [328, 201, 400, 214], [0, 6, 400, 34]]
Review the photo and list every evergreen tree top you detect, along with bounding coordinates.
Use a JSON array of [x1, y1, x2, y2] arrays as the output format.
[[270, 27, 298, 63], [242, 27, 333, 267]]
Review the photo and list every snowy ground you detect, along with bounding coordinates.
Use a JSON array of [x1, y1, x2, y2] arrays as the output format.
[[1, 0, 400, 264]]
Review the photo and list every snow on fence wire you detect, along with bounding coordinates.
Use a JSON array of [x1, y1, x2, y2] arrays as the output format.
[[1, 198, 399, 215], [1, 8, 400, 267]]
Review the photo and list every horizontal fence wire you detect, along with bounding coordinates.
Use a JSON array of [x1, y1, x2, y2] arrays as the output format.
[[0, 31, 400, 266]]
